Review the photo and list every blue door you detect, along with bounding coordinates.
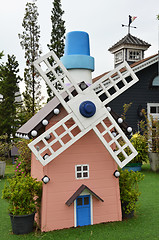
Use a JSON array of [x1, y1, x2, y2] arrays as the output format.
[[76, 195, 91, 226]]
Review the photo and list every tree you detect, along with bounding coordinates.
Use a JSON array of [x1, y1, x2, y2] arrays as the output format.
[[0, 55, 22, 141], [19, 0, 42, 116], [47, 0, 66, 101], [0, 51, 4, 60]]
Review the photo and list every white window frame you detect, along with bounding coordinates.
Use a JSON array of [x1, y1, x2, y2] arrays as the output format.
[[147, 103, 159, 119], [75, 164, 89, 179], [114, 50, 123, 64], [127, 49, 142, 62]]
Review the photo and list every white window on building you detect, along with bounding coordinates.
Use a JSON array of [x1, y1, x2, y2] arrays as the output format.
[[114, 50, 123, 64], [148, 103, 159, 116], [75, 164, 89, 179], [128, 50, 141, 61]]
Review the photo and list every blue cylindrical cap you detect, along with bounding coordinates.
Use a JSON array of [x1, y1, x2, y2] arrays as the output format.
[[61, 31, 95, 71], [64, 31, 90, 56]]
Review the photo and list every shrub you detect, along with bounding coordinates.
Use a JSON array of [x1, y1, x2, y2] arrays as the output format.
[[119, 169, 144, 214], [14, 139, 31, 175], [2, 174, 42, 215], [130, 133, 148, 163]]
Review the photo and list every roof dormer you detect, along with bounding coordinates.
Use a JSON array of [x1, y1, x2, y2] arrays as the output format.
[[108, 33, 151, 67]]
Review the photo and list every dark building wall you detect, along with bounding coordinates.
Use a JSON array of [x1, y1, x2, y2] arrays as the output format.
[[109, 62, 159, 133]]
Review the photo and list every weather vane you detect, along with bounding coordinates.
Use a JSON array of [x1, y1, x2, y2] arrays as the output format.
[[122, 15, 137, 34]]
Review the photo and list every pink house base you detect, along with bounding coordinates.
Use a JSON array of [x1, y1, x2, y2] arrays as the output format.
[[31, 112, 122, 231]]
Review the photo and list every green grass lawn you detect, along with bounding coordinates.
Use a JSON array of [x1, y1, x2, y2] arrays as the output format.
[[0, 164, 159, 240]]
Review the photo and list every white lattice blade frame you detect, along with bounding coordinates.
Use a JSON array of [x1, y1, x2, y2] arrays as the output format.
[[87, 61, 139, 106], [34, 51, 83, 114], [93, 109, 138, 168], [29, 105, 137, 167], [32, 52, 138, 167], [28, 113, 87, 166]]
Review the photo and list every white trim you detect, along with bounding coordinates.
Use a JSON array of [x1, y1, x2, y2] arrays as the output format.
[[90, 195, 93, 225], [132, 55, 158, 73], [109, 44, 148, 54], [124, 44, 148, 51], [74, 199, 77, 227]]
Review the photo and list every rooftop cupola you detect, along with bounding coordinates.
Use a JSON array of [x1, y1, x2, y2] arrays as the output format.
[[108, 33, 151, 67]]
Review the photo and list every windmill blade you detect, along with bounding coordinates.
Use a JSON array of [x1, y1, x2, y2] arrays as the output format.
[[34, 51, 83, 114], [86, 61, 139, 106], [92, 109, 138, 168], [32, 51, 138, 168], [28, 113, 90, 166], [28, 104, 137, 167]]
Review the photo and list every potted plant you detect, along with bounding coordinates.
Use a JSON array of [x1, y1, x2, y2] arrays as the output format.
[[123, 133, 148, 171], [119, 169, 144, 219], [2, 174, 42, 234], [140, 110, 159, 171]]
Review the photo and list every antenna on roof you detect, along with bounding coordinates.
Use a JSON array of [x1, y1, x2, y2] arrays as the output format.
[[122, 15, 137, 34]]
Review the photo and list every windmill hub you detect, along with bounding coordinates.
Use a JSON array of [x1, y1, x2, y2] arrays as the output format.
[[79, 101, 96, 118]]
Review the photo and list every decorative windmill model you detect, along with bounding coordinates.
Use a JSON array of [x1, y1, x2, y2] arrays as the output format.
[[28, 31, 138, 169]]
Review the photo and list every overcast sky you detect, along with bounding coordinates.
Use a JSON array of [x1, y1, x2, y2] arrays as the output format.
[[1, 0, 159, 94]]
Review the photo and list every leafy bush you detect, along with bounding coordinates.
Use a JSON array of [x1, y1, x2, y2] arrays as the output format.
[[14, 139, 31, 175], [130, 133, 148, 163], [119, 169, 144, 214], [2, 174, 42, 215]]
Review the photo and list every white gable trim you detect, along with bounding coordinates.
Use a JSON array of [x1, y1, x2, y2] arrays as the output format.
[[132, 55, 158, 73]]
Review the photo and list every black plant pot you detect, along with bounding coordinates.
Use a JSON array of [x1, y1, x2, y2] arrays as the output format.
[[121, 202, 134, 220], [9, 212, 35, 235]]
